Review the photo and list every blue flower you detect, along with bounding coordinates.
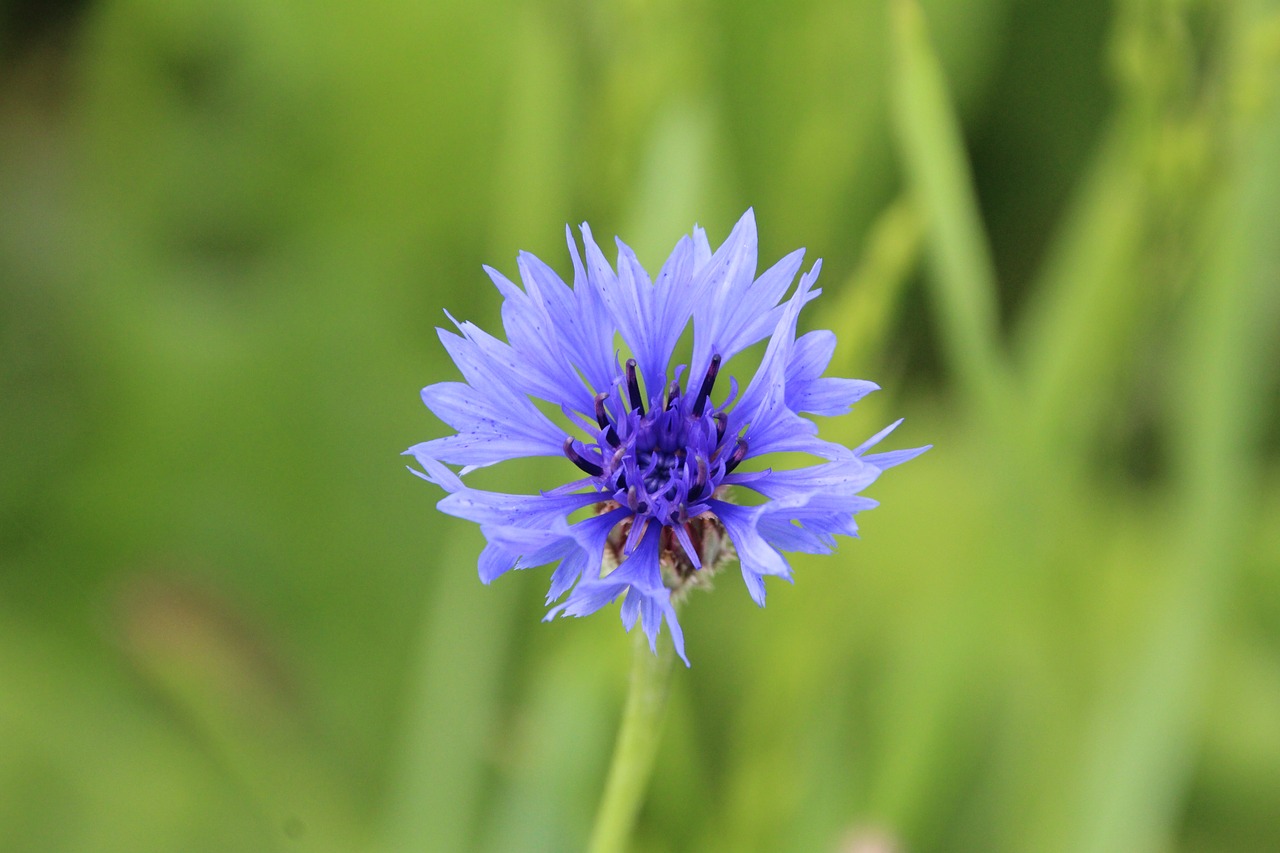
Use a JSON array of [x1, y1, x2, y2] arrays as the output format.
[[406, 210, 927, 665]]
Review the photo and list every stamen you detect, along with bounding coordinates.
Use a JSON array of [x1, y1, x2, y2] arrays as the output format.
[[692, 354, 721, 418], [690, 456, 709, 497], [713, 411, 728, 445], [594, 393, 621, 446], [724, 437, 749, 473], [625, 359, 645, 414], [665, 379, 681, 410], [563, 436, 603, 477]]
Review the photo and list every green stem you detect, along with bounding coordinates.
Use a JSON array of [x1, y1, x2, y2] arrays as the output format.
[[586, 627, 677, 853]]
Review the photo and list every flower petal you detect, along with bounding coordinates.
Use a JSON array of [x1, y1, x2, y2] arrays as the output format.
[[691, 209, 760, 379], [481, 263, 596, 412], [406, 432, 560, 469], [785, 331, 880, 416], [709, 500, 792, 607], [438, 487, 600, 529], [853, 420, 932, 470], [729, 261, 824, 452], [623, 235, 699, 395], [726, 459, 880, 502], [546, 522, 689, 665], [418, 331, 567, 467], [712, 247, 806, 363]]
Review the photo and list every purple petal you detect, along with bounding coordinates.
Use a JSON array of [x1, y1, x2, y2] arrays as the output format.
[[709, 500, 792, 607], [730, 261, 822, 440], [784, 330, 879, 416], [862, 444, 932, 470], [691, 209, 760, 379]]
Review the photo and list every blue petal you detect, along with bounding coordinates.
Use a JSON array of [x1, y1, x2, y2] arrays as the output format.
[[438, 487, 600, 528], [853, 421, 932, 469], [598, 235, 645, 347], [478, 541, 520, 584], [546, 522, 689, 665], [785, 331, 880, 416], [756, 494, 879, 554], [515, 251, 602, 392], [862, 445, 932, 470], [754, 517, 838, 554], [794, 378, 880, 417], [406, 430, 560, 470], [727, 459, 880, 502], [547, 547, 592, 606], [620, 587, 641, 630], [691, 209, 760, 379], [730, 261, 824, 449], [709, 500, 792, 607], [784, 330, 836, 383], [736, 408, 857, 462], [545, 507, 629, 603], [855, 418, 904, 454], [712, 247, 806, 364], [690, 224, 713, 269], [420, 333, 566, 467], [620, 235, 699, 397], [562, 226, 622, 393], [469, 505, 626, 591], [546, 523, 659, 619], [485, 263, 596, 414], [402, 452, 464, 493], [446, 316, 585, 415], [724, 461, 885, 557]]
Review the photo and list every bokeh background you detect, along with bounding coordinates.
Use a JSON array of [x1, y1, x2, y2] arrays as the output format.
[[2, 0, 1279, 851]]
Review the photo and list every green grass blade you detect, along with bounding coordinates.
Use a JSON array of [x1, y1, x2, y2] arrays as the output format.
[[1014, 120, 1147, 445], [379, 537, 520, 853], [889, 0, 1010, 415], [828, 196, 924, 376], [1068, 33, 1280, 853]]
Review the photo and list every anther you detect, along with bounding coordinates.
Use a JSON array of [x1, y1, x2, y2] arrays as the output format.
[[724, 437, 749, 473], [594, 392, 621, 445], [563, 437, 603, 477], [665, 379, 681, 410], [690, 456, 709, 496], [713, 411, 728, 445], [692, 354, 721, 418], [625, 359, 645, 414]]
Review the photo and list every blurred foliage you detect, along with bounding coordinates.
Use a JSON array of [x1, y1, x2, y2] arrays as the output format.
[[2, 0, 1279, 851]]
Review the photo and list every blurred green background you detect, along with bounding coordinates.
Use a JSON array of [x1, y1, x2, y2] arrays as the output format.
[[2, 0, 1279, 851]]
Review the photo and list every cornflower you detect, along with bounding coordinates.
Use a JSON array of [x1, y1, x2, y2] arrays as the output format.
[[406, 210, 927, 665]]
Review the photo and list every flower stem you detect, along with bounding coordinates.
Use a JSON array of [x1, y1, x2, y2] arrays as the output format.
[[587, 627, 677, 853]]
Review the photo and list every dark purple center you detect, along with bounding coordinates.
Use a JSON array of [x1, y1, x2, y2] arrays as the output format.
[[563, 356, 747, 529]]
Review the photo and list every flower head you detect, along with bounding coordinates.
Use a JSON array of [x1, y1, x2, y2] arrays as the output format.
[[406, 210, 927, 665]]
